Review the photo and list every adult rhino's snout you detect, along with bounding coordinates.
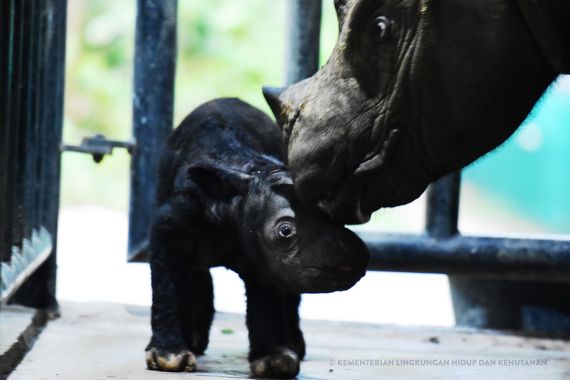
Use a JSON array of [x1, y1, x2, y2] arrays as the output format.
[[263, 80, 366, 224]]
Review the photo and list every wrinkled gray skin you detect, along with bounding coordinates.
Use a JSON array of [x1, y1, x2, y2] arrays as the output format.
[[265, 0, 568, 224]]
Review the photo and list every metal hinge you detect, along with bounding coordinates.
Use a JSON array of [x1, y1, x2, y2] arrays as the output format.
[[61, 134, 136, 163]]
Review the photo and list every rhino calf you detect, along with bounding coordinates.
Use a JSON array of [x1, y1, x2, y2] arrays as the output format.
[[145, 98, 369, 378]]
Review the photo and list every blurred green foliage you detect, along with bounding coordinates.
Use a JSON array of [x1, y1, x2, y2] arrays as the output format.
[[61, 0, 339, 210]]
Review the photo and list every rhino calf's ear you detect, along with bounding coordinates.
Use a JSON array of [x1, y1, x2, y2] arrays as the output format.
[[186, 164, 251, 198]]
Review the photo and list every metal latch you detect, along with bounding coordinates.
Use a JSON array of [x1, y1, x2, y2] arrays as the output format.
[[61, 134, 136, 163]]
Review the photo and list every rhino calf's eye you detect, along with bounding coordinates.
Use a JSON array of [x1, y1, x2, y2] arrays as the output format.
[[277, 221, 296, 239], [373, 16, 391, 42]]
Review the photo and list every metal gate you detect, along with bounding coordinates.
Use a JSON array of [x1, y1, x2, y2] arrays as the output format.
[[0, 0, 67, 309], [121, 0, 570, 332], [2, 0, 569, 334]]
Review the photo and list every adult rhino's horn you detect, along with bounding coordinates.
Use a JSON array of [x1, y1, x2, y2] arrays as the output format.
[[262, 86, 288, 128], [334, 0, 349, 28]]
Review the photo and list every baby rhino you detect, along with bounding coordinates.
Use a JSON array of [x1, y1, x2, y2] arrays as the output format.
[[146, 98, 369, 378]]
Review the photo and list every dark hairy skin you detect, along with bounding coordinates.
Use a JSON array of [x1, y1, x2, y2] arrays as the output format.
[[264, 0, 569, 224], [145, 98, 369, 378]]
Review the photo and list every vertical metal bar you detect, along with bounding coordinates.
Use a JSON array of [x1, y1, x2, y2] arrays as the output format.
[[11, 0, 67, 310], [31, 0, 45, 234], [36, 2, 49, 235], [285, 0, 322, 85], [39, 0, 67, 310], [8, 0, 25, 251], [129, 0, 178, 262], [20, 0, 40, 238], [426, 172, 461, 238], [0, 0, 12, 264]]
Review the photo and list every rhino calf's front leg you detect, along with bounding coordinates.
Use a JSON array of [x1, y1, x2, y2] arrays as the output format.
[[244, 276, 305, 379], [146, 204, 214, 372], [146, 255, 197, 372]]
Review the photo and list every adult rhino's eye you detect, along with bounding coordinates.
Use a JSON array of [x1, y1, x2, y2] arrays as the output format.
[[277, 221, 296, 239], [373, 16, 391, 42]]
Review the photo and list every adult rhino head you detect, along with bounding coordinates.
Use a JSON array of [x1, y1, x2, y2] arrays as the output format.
[[264, 0, 569, 224]]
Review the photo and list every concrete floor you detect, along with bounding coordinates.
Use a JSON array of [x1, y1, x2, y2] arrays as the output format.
[[8, 302, 570, 380], [0, 306, 35, 358]]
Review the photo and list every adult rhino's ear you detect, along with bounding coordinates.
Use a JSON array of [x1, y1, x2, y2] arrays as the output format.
[[184, 163, 252, 198]]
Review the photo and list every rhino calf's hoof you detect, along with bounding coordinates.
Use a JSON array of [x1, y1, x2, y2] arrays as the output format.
[[250, 349, 300, 379], [146, 347, 197, 372]]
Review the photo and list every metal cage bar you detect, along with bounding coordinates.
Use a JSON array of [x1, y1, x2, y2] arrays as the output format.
[[426, 173, 461, 238], [0, 0, 13, 265], [128, 0, 178, 262], [285, 0, 322, 85], [364, 232, 570, 282], [1, 0, 66, 307]]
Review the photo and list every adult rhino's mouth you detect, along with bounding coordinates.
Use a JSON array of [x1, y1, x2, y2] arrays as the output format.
[[317, 190, 371, 225], [291, 141, 371, 224], [308, 127, 430, 225], [312, 127, 402, 224]]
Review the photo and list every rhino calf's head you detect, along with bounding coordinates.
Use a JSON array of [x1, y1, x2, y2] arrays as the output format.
[[236, 168, 369, 293]]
